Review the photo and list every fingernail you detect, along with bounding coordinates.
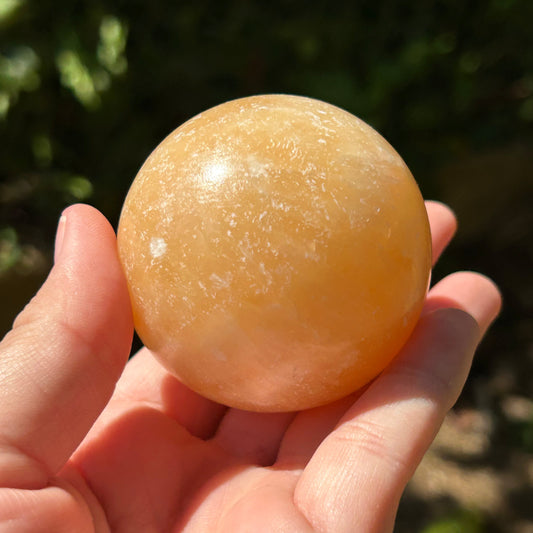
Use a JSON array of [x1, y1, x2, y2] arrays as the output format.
[[54, 214, 67, 263]]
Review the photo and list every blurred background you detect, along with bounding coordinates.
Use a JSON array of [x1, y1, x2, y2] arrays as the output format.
[[1, 1, 531, 531]]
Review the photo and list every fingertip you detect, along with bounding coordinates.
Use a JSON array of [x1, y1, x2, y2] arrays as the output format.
[[58, 203, 117, 255], [54, 203, 115, 262], [425, 271, 502, 338], [423, 306, 481, 352], [425, 200, 458, 265], [425, 200, 457, 223], [60, 202, 134, 359], [54, 215, 67, 264]]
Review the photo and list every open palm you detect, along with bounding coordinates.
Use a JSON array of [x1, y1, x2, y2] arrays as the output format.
[[0, 202, 500, 533]]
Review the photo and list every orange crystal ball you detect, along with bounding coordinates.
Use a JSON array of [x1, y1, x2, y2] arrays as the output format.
[[117, 94, 432, 412]]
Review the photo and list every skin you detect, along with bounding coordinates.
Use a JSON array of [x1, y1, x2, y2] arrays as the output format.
[[0, 201, 501, 533]]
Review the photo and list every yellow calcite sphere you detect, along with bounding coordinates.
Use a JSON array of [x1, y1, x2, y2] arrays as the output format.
[[117, 94, 431, 412]]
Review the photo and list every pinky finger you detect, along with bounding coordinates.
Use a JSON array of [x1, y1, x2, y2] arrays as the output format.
[[293, 272, 501, 533], [423, 271, 502, 337]]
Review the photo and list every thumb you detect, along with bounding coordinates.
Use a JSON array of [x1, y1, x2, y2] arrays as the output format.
[[0, 204, 133, 489]]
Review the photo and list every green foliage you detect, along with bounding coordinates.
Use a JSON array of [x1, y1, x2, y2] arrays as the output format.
[[509, 413, 533, 454], [1, 2, 532, 241], [0, 226, 20, 273], [0, 0, 24, 25], [422, 509, 484, 533]]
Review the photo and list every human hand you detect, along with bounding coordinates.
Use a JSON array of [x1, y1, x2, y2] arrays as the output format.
[[0, 202, 501, 532]]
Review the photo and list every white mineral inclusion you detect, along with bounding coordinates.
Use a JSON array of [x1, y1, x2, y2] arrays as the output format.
[[150, 237, 167, 258], [246, 154, 270, 176]]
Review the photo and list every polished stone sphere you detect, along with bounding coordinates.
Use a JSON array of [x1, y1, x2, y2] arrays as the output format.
[[117, 94, 431, 412]]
